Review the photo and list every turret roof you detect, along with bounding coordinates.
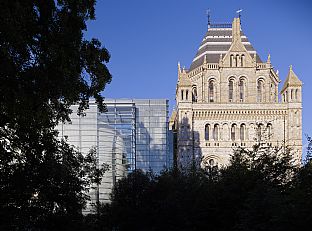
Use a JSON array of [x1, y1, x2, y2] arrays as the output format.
[[281, 66, 302, 93], [189, 22, 262, 71]]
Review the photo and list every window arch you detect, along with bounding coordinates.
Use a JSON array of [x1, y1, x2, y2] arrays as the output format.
[[186, 90, 189, 101], [209, 80, 215, 102], [181, 90, 184, 100], [205, 124, 210, 141], [230, 54, 234, 67], [241, 54, 245, 67], [239, 78, 246, 102], [295, 89, 298, 101], [236, 54, 240, 67], [267, 123, 272, 140], [192, 85, 197, 102], [240, 124, 246, 141], [257, 123, 264, 141], [231, 124, 237, 141], [257, 79, 264, 102], [229, 79, 234, 102], [213, 124, 219, 141]]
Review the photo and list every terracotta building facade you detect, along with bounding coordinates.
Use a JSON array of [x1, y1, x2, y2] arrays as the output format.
[[173, 18, 302, 169]]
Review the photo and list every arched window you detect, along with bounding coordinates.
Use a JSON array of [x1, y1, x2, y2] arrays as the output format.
[[236, 54, 240, 67], [241, 55, 245, 67], [181, 90, 184, 100], [231, 124, 236, 141], [257, 79, 264, 102], [209, 159, 215, 166], [192, 86, 197, 102], [186, 90, 189, 100], [205, 124, 210, 140], [230, 54, 234, 67], [209, 80, 214, 102], [295, 89, 298, 101], [285, 91, 288, 102], [240, 124, 245, 141], [239, 79, 245, 102], [229, 79, 234, 102], [291, 89, 294, 101], [213, 124, 219, 141], [267, 123, 272, 140], [257, 123, 264, 141]]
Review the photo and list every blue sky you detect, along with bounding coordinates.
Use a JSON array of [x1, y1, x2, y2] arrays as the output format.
[[85, 0, 312, 151]]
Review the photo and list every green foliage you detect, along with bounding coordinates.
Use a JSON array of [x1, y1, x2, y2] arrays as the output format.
[[97, 145, 311, 231], [0, 0, 111, 229]]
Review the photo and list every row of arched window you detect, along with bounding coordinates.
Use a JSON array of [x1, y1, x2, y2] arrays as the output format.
[[188, 78, 266, 103], [204, 123, 273, 141], [181, 89, 189, 101], [230, 54, 245, 67], [282, 88, 300, 102], [204, 123, 246, 141], [184, 78, 267, 103]]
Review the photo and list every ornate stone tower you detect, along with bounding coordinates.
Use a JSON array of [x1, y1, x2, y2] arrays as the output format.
[[173, 18, 303, 169]]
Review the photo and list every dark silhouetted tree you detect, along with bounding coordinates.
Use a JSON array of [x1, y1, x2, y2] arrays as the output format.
[[0, 0, 111, 229]]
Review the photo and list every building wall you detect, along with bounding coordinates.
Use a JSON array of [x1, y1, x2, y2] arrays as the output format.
[[175, 18, 302, 169], [134, 99, 171, 173], [57, 98, 171, 211]]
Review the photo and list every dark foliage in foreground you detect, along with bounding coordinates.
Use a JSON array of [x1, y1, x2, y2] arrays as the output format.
[[92, 143, 312, 231], [0, 0, 111, 230]]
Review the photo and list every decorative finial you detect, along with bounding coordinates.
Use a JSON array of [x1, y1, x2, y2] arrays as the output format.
[[203, 55, 207, 64], [267, 54, 271, 64], [178, 62, 181, 73], [206, 9, 211, 29], [276, 70, 279, 76], [219, 54, 223, 65], [290, 65, 293, 71]]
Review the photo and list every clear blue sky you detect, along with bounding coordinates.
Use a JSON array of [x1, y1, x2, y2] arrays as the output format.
[[85, 0, 312, 152]]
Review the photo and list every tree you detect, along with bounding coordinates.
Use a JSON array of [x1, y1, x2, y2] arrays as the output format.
[[101, 145, 299, 231], [0, 0, 111, 229]]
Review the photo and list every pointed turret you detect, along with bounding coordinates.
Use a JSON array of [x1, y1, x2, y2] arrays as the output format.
[[281, 65, 302, 103], [281, 65, 302, 93]]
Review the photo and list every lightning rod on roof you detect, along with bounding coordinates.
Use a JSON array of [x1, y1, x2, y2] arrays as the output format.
[[236, 9, 243, 21], [206, 9, 211, 28]]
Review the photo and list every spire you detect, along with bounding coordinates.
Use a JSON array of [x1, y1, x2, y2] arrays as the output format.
[[281, 65, 302, 93], [232, 17, 241, 43], [178, 62, 181, 74]]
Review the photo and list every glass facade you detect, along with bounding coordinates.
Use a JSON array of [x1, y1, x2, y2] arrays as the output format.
[[57, 99, 171, 211], [134, 99, 171, 173]]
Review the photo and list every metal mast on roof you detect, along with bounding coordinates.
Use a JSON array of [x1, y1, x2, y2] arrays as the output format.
[[236, 9, 243, 24], [206, 9, 211, 29]]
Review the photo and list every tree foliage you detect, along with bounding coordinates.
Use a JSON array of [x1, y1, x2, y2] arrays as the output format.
[[0, 0, 111, 229], [97, 144, 312, 231]]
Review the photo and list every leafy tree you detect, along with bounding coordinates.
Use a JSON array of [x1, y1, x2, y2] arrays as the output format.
[[0, 0, 111, 229], [101, 144, 301, 231]]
